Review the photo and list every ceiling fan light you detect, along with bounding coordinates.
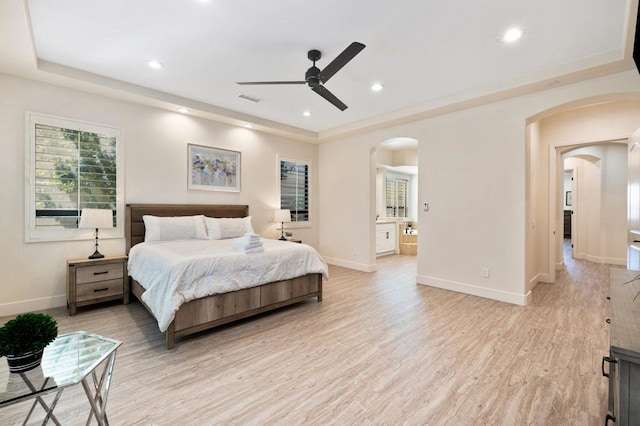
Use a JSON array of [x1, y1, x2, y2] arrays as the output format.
[[371, 83, 384, 92]]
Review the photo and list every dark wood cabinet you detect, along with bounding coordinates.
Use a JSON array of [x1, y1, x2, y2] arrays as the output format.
[[604, 269, 640, 425], [563, 210, 572, 238]]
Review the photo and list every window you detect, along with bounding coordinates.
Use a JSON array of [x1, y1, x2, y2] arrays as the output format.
[[25, 112, 124, 242], [279, 156, 310, 225], [386, 177, 409, 218]]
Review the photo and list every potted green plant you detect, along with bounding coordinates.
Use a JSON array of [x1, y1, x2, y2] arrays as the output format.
[[0, 313, 58, 373]]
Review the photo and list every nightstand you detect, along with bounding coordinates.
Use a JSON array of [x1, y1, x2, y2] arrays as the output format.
[[67, 255, 129, 316]]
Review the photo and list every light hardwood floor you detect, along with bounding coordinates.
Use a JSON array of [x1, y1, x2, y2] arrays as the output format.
[[1, 250, 611, 425]]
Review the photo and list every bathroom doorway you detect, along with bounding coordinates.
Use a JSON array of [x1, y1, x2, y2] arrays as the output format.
[[373, 137, 418, 262]]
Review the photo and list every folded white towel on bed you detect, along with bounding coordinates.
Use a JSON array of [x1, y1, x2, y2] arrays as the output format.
[[232, 233, 262, 249], [232, 236, 262, 249], [233, 246, 265, 254], [233, 240, 262, 249]]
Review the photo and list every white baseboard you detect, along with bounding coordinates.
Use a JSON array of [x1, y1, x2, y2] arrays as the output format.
[[0, 295, 66, 317], [528, 272, 547, 293], [417, 275, 529, 306], [323, 257, 377, 272], [602, 257, 626, 266], [574, 253, 626, 266], [535, 272, 551, 283]]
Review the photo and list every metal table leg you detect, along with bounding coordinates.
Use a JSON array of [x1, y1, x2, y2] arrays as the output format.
[[18, 374, 62, 426], [81, 350, 118, 426]]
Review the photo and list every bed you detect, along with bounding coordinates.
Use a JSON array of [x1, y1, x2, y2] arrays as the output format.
[[125, 204, 326, 349]]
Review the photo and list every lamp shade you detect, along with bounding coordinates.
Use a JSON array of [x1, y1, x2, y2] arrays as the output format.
[[79, 209, 113, 229], [274, 209, 291, 223]]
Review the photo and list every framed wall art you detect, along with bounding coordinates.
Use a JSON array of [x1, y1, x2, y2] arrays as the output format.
[[188, 144, 240, 192]]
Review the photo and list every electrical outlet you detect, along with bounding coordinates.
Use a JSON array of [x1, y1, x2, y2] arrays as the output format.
[[482, 267, 490, 278]]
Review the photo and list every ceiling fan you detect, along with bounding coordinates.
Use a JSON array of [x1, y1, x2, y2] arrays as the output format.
[[236, 42, 366, 111]]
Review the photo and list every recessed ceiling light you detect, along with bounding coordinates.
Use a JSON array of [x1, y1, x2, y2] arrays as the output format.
[[500, 27, 524, 43], [178, 107, 189, 114], [303, 111, 311, 117], [147, 60, 164, 69], [244, 124, 253, 129], [371, 83, 384, 92]]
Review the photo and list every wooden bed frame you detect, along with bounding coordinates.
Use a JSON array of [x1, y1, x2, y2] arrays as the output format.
[[125, 204, 322, 349]]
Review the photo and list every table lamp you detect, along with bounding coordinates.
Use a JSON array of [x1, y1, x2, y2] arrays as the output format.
[[274, 209, 291, 241], [79, 208, 113, 259]]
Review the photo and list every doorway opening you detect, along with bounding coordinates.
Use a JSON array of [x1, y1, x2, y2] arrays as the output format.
[[556, 143, 627, 269], [525, 97, 640, 293], [372, 137, 418, 263]]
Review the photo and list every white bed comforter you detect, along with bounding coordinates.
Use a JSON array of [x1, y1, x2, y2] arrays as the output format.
[[128, 238, 329, 332]]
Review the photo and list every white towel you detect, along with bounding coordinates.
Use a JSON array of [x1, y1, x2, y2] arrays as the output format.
[[232, 233, 264, 251], [232, 240, 262, 249], [233, 246, 265, 254], [233, 234, 259, 242], [232, 236, 262, 249]]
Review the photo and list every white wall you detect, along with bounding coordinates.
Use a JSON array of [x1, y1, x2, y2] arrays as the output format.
[[320, 70, 640, 305], [628, 128, 640, 269], [0, 72, 319, 315], [526, 121, 547, 291]]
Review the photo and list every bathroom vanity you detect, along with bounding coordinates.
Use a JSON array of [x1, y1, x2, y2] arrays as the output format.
[[376, 222, 396, 255]]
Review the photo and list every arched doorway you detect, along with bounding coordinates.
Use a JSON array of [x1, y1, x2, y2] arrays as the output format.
[[560, 144, 627, 265], [371, 137, 418, 262], [526, 98, 640, 289]]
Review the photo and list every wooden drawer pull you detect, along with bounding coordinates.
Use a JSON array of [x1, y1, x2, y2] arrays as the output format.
[[93, 271, 109, 276], [93, 287, 109, 292]]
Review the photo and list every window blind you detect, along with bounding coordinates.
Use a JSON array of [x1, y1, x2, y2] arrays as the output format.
[[280, 160, 309, 222], [385, 177, 409, 218], [34, 124, 117, 230]]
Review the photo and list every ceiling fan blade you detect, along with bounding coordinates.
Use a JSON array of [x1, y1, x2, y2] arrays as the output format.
[[319, 42, 366, 83], [236, 81, 306, 85], [312, 85, 348, 111]]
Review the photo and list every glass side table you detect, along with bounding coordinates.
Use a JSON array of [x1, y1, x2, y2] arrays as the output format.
[[0, 331, 122, 425]]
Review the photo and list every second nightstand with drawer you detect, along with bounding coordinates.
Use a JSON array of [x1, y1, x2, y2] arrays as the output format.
[[67, 255, 129, 316]]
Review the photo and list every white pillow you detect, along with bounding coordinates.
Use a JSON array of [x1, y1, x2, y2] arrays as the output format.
[[143, 215, 208, 242], [204, 216, 254, 240]]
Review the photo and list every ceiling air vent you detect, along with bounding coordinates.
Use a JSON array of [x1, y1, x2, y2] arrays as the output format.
[[237, 93, 262, 103]]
